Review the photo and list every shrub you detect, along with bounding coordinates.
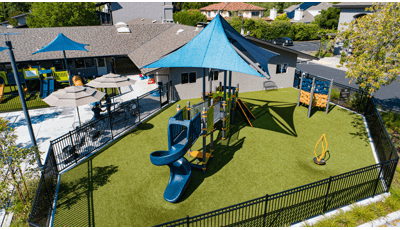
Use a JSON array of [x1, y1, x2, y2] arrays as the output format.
[[289, 22, 320, 41], [330, 87, 340, 100], [173, 10, 207, 27]]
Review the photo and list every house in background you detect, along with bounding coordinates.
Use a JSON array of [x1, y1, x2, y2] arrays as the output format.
[[200, 2, 266, 21], [332, 2, 374, 54], [108, 2, 173, 24], [272, 2, 332, 23], [0, 12, 30, 28]]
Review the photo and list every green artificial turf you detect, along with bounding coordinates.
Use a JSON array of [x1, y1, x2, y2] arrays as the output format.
[[0, 85, 49, 112], [53, 88, 376, 227]]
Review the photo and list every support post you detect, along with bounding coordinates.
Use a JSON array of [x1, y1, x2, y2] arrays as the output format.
[[223, 71, 227, 101], [228, 71, 232, 99], [202, 106, 207, 174], [222, 101, 226, 140], [5, 40, 42, 168], [323, 176, 333, 213], [187, 102, 191, 157], [297, 72, 305, 107], [373, 164, 384, 197], [137, 98, 141, 122], [202, 69, 206, 102], [263, 194, 269, 227], [69, 131, 77, 163], [308, 77, 316, 118], [210, 99, 214, 161], [326, 79, 334, 114], [209, 68, 212, 105]]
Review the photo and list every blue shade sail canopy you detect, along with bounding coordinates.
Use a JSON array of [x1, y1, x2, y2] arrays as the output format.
[[144, 14, 269, 77], [32, 33, 89, 55], [0, 47, 7, 52], [220, 18, 279, 76]]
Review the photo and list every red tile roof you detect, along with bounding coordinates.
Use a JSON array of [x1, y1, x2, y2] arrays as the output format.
[[200, 2, 265, 11]]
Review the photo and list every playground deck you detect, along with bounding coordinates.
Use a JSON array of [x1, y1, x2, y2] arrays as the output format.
[[53, 88, 376, 227]]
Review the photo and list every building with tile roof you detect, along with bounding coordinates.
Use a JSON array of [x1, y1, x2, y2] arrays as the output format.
[[200, 2, 266, 21]]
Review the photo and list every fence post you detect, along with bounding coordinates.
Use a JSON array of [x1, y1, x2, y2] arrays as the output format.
[[159, 83, 162, 108], [373, 163, 384, 197], [68, 131, 77, 163], [108, 114, 114, 140], [186, 215, 190, 227], [137, 98, 141, 123], [263, 194, 269, 227], [323, 176, 333, 213]]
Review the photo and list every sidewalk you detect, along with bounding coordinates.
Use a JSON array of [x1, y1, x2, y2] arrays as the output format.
[[299, 56, 349, 72], [0, 74, 157, 163]]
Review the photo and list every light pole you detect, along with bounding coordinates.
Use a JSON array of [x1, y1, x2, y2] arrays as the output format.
[[1, 33, 42, 168]]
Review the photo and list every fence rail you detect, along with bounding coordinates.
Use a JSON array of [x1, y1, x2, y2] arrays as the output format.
[[28, 82, 172, 227]]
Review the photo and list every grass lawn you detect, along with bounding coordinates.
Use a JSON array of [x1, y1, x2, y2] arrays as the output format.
[[0, 85, 48, 112], [53, 88, 376, 227]]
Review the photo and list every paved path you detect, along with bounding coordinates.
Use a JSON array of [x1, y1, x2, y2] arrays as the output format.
[[0, 74, 157, 163]]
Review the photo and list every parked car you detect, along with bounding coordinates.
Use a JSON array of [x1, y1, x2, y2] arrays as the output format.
[[271, 37, 293, 46]]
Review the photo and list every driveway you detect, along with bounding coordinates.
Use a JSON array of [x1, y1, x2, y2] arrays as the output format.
[[297, 61, 400, 112], [289, 41, 327, 52]]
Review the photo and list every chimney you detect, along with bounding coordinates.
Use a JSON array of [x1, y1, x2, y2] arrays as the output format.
[[294, 8, 303, 21], [270, 7, 277, 20]]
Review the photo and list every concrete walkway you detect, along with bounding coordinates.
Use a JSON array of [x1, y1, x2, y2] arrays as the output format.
[[0, 74, 157, 163]]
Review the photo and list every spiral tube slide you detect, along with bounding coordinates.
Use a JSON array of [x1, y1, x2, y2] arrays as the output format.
[[150, 118, 193, 203]]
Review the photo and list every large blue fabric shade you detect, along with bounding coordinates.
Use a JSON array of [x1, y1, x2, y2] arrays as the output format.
[[143, 14, 279, 77], [0, 47, 7, 52], [32, 33, 88, 54]]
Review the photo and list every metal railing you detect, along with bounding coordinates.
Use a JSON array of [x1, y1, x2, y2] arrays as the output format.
[[28, 82, 171, 227]]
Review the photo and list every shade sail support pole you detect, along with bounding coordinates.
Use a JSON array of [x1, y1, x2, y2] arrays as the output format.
[[203, 68, 206, 103], [223, 71, 227, 101], [231, 45, 271, 79], [63, 50, 71, 86]]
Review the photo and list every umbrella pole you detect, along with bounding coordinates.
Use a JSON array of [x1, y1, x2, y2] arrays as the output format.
[[76, 107, 82, 127]]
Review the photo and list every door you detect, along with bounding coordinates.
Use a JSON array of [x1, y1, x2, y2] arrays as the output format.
[[96, 58, 107, 76]]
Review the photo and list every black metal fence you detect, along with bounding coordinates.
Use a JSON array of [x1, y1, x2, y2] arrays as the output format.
[[155, 90, 399, 227], [28, 82, 171, 227], [0, 91, 49, 113]]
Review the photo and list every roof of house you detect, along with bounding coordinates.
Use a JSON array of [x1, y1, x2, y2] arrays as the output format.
[[244, 36, 319, 61], [333, 2, 374, 8], [298, 10, 315, 23], [0, 21, 172, 63], [128, 24, 201, 74], [284, 4, 300, 12], [200, 2, 265, 11], [286, 2, 321, 19], [307, 2, 333, 11], [125, 18, 165, 25]]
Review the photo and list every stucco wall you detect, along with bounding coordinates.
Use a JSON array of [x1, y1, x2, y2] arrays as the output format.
[[111, 2, 173, 23], [162, 48, 297, 100]]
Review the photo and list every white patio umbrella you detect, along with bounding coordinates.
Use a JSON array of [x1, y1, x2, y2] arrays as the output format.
[[43, 86, 106, 126], [86, 72, 136, 110]]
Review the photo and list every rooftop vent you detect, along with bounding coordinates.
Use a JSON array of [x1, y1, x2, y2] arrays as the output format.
[[152, 20, 157, 23], [176, 29, 184, 35], [115, 22, 131, 33], [195, 25, 203, 31], [141, 18, 145, 21]]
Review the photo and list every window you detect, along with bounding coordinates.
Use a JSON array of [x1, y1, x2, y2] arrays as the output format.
[[212, 71, 219, 81], [181, 73, 189, 84], [181, 72, 196, 84], [276, 64, 288, 74], [251, 11, 260, 17], [75, 58, 85, 69], [97, 58, 105, 67], [85, 59, 95, 68], [228, 11, 232, 17], [207, 11, 211, 17], [52, 60, 64, 71]]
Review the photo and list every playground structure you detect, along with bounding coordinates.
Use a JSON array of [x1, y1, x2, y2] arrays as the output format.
[[297, 74, 334, 118], [0, 77, 4, 103], [313, 134, 328, 165]]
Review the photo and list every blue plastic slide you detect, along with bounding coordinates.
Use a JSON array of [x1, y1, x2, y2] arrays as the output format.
[[150, 118, 193, 203], [40, 79, 55, 98]]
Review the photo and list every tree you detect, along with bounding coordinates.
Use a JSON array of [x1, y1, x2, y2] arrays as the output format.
[[275, 13, 290, 21], [0, 3, 31, 23], [336, 2, 400, 95], [26, 2, 99, 28], [0, 117, 40, 225], [313, 7, 340, 30], [173, 10, 207, 27]]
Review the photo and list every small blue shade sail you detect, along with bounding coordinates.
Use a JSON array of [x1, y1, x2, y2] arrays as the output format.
[[0, 47, 7, 52], [32, 33, 88, 55], [143, 14, 271, 77]]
